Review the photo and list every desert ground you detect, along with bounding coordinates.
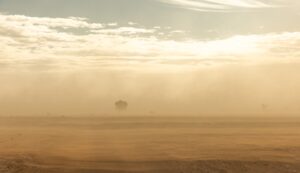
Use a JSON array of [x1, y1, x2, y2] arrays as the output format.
[[0, 116, 299, 173]]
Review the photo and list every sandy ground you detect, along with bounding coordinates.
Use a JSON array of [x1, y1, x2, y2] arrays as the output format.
[[0, 116, 299, 172]]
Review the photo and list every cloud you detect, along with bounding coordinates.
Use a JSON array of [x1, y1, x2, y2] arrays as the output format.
[[0, 14, 103, 29], [158, 0, 277, 12], [91, 27, 156, 35], [0, 13, 300, 71]]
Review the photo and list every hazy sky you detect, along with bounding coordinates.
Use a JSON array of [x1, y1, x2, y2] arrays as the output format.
[[0, 0, 300, 115]]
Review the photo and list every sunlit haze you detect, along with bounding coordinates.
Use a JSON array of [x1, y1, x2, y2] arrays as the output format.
[[1, 0, 300, 116]]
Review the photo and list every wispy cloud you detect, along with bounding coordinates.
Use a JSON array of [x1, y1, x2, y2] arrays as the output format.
[[0, 13, 300, 71], [158, 0, 277, 12]]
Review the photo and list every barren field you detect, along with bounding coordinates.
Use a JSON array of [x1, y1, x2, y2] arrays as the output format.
[[0, 116, 299, 173]]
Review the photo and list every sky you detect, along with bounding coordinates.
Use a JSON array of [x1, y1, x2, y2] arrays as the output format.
[[0, 0, 300, 115]]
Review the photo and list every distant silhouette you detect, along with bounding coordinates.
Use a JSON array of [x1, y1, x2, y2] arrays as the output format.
[[261, 104, 268, 112], [115, 100, 128, 111]]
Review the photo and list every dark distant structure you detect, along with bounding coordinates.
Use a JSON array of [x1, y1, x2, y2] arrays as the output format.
[[262, 104, 268, 112], [115, 100, 128, 111]]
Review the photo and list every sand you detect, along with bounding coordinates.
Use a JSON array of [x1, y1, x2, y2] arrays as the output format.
[[0, 116, 299, 172]]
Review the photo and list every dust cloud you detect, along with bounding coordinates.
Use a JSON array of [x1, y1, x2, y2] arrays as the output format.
[[1, 63, 300, 116]]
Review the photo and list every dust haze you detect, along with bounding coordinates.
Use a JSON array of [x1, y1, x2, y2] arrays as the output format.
[[1, 64, 300, 172], [1, 63, 300, 116], [1, 0, 300, 172]]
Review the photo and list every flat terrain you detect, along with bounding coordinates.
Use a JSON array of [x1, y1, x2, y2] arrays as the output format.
[[0, 116, 299, 172]]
